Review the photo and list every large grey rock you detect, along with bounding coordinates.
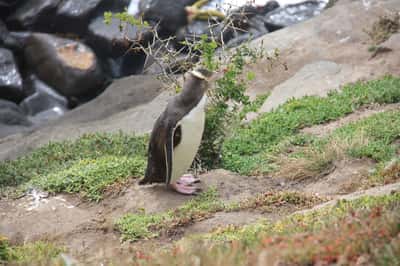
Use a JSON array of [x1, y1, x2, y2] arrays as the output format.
[[0, 99, 32, 138], [0, 48, 24, 103], [0, 75, 173, 161], [24, 33, 105, 97], [258, 61, 355, 113], [20, 75, 68, 118], [243, 0, 400, 122], [55, 0, 102, 33]]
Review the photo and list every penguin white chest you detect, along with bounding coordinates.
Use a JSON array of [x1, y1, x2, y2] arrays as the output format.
[[171, 95, 207, 182]]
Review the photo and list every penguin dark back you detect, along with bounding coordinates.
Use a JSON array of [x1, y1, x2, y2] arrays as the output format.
[[139, 68, 212, 191]]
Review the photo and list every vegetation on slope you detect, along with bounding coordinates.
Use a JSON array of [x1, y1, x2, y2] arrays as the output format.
[[116, 189, 323, 241], [131, 192, 400, 266], [0, 132, 147, 200], [0, 239, 63, 266], [221, 76, 400, 174], [274, 109, 400, 184]]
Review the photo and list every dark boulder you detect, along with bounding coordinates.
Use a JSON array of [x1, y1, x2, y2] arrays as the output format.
[[87, 16, 144, 58], [24, 33, 105, 97], [140, 0, 197, 37], [0, 48, 24, 103], [176, 19, 234, 46], [55, 0, 102, 34], [87, 16, 147, 77], [6, 0, 60, 31], [257, 1, 280, 15], [0, 99, 32, 138], [0, 0, 21, 18], [0, 20, 22, 52], [20, 74, 68, 117], [0, 99, 31, 126]]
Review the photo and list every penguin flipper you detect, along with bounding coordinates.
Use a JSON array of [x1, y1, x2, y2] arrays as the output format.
[[165, 126, 174, 185]]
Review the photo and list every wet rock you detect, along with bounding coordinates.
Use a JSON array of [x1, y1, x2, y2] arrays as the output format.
[[257, 1, 280, 15], [0, 99, 32, 127], [24, 33, 104, 97], [7, 0, 60, 31], [177, 19, 234, 45], [20, 75, 68, 117], [87, 16, 147, 77], [264, 0, 326, 27], [0, 20, 22, 52], [0, 48, 24, 103], [87, 16, 146, 57], [140, 0, 197, 37], [55, 0, 102, 34], [0, 0, 21, 18]]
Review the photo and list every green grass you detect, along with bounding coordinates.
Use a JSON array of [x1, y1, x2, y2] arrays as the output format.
[[221, 76, 400, 174], [239, 93, 270, 120], [116, 189, 323, 242], [135, 192, 400, 266], [272, 109, 400, 185], [116, 188, 224, 241], [0, 132, 148, 199], [334, 110, 400, 162], [1, 240, 64, 266], [30, 155, 146, 201]]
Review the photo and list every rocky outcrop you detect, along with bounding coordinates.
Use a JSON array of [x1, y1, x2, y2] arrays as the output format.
[[24, 33, 104, 97], [244, 0, 400, 121], [0, 48, 23, 102]]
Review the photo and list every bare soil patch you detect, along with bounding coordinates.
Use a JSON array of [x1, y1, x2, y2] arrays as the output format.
[[0, 170, 282, 265]]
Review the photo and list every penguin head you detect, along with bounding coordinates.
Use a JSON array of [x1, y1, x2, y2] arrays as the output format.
[[179, 68, 213, 103], [189, 68, 213, 81]]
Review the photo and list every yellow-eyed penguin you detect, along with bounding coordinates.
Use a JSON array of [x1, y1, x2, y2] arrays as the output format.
[[139, 68, 212, 194]]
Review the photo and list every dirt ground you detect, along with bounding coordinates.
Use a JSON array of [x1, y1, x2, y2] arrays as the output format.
[[1, 165, 398, 265]]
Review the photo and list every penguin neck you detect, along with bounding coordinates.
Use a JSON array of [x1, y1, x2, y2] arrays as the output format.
[[177, 79, 207, 109]]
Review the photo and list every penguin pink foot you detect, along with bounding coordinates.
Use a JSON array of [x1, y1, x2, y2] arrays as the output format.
[[170, 174, 201, 195], [170, 183, 200, 195], [177, 174, 200, 185]]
